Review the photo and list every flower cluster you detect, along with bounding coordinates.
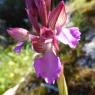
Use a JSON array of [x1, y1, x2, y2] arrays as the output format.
[[7, 0, 81, 84]]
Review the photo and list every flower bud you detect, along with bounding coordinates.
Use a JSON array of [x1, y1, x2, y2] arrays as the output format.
[[7, 28, 29, 42]]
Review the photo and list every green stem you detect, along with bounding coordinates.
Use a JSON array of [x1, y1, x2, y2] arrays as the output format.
[[57, 67, 68, 95]]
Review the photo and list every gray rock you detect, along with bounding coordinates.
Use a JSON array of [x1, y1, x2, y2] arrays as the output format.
[[82, 38, 95, 59]]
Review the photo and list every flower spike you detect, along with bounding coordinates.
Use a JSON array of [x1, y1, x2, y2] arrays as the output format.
[[34, 51, 62, 84], [7, 0, 81, 85]]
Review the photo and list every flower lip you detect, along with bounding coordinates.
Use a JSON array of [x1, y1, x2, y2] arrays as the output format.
[[34, 51, 62, 84]]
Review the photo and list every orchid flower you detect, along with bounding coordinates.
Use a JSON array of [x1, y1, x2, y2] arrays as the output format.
[[7, 0, 81, 84]]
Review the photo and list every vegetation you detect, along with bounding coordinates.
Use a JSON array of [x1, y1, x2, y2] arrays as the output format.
[[0, 46, 34, 94], [0, 0, 95, 95]]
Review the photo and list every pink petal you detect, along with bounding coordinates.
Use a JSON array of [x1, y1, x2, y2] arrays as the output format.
[[14, 42, 24, 53], [44, 0, 51, 14], [57, 27, 81, 48], [48, 1, 66, 29], [7, 28, 29, 42], [25, 0, 38, 17], [25, 0, 40, 33], [34, 51, 62, 84], [34, 0, 48, 26], [55, 2, 67, 27]]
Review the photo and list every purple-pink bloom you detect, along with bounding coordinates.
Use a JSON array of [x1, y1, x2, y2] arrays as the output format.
[[34, 51, 62, 84], [7, 0, 81, 84], [29, 1, 80, 84]]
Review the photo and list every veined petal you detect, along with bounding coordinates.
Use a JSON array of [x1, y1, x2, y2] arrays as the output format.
[[14, 42, 24, 53], [25, 0, 38, 17], [7, 28, 29, 42], [34, 51, 62, 84], [25, 0, 40, 32], [34, 0, 48, 26], [57, 27, 81, 48], [44, 0, 51, 14], [55, 2, 67, 27], [26, 9, 40, 33], [48, 1, 66, 29]]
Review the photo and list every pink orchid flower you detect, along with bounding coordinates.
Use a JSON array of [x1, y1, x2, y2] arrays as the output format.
[[7, 0, 81, 84]]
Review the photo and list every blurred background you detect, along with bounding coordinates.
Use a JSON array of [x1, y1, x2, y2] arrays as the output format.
[[0, 0, 95, 95]]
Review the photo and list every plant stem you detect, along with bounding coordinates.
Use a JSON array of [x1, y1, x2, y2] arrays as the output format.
[[57, 66, 68, 95]]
